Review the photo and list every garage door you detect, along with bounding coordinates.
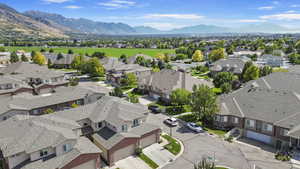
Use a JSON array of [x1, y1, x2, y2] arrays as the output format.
[[246, 130, 272, 144], [140, 134, 156, 148], [113, 144, 136, 162]]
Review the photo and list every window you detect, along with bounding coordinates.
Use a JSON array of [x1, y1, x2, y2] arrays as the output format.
[[215, 116, 221, 122], [63, 144, 72, 152], [281, 129, 289, 136], [233, 117, 239, 124], [262, 123, 273, 132], [246, 119, 255, 128], [98, 122, 103, 128], [40, 150, 48, 157], [221, 116, 228, 122], [133, 119, 139, 127], [122, 125, 128, 132]]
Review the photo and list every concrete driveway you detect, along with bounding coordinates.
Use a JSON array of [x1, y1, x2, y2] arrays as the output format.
[[147, 113, 292, 169], [113, 156, 151, 169], [143, 143, 176, 167], [139, 96, 156, 105]]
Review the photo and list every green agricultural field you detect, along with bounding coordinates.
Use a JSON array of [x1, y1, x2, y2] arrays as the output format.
[[5, 47, 175, 58]]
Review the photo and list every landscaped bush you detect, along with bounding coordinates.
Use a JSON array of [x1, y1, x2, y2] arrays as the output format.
[[275, 152, 291, 161], [177, 114, 197, 123], [165, 105, 191, 115], [135, 147, 143, 155]]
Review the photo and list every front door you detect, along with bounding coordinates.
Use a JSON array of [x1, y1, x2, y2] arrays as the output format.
[[276, 140, 282, 150]]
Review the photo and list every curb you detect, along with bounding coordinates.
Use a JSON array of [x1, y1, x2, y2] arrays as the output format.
[[158, 133, 185, 169]]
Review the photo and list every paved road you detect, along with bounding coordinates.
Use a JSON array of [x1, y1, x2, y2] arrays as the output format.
[[147, 113, 291, 169]]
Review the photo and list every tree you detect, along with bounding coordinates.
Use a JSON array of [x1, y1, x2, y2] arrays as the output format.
[[49, 49, 54, 53], [71, 54, 85, 70], [242, 61, 253, 77], [40, 48, 46, 53], [176, 53, 188, 60], [81, 57, 105, 77], [110, 87, 123, 97], [0, 47, 5, 52], [120, 54, 128, 63], [288, 53, 300, 64], [190, 85, 218, 123], [209, 48, 226, 62], [30, 51, 36, 61], [192, 50, 204, 62], [68, 49, 74, 54], [243, 65, 259, 82], [194, 158, 215, 169], [260, 66, 273, 77], [10, 52, 19, 63], [170, 89, 191, 107], [32, 52, 46, 65], [220, 82, 232, 94], [91, 52, 106, 59], [44, 108, 54, 114], [47, 59, 52, 68], [156, 53, 165, 61], [57, 53, 64, 60], [128, 94, 139, 103], [212, 72, 235, 88], [21, 54, 28, 62], [121, 73, 137, 87]]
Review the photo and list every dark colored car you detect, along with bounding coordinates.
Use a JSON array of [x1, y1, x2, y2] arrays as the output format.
[[148, 105, 161, 114]]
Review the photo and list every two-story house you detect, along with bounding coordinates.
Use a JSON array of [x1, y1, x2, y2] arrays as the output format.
[[215, 72, 300, 150], [138, 69, 213, 102], [54, 96, 161, 166], [0, 86, 107, 122], [0, 115, 102, 169], [106, 64, 152, 86]]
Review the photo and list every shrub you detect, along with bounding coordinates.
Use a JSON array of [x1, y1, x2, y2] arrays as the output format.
[[177, 114, 197, 123], [275, 152, 291, 161], [136, 147, 143, 155]]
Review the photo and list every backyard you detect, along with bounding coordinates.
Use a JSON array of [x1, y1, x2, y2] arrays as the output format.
[[5, 47, 175, 58]]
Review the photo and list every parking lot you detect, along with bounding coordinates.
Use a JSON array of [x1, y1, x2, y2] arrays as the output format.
[[147, 113, 292, 169]]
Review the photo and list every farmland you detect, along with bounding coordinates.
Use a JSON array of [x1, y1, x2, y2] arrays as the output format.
[[5, 47, 175, 58]]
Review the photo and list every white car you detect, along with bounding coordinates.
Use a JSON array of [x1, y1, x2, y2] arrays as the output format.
[[164, 117, 178, 127], [187, 122, 204, 133]]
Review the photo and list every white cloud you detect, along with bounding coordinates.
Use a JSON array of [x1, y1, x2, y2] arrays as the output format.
[[260, 13, 300, 20], [291, 4, 300, 8], [143, 14, 204, 20], [143, 22, 188, 31], [273, 1, 279, 5], [258, 6, 274, 10], [43, 0, 71, 3], [98, 0, 136, 9], [285, 10, 296, 13], [64, 5, 82, 9], [238, 19, 266, 23]]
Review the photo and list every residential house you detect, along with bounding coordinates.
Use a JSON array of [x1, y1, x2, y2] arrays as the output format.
[[0, 62, 69, 95], [0, 115, 102, 169], [52, 54, 75, 69], [126, 54, 154, 64], [170, 60, 204, 73], [256, 54, 289, 68], [233, 50, 263, 57], [53, 96, 161, 166], [0, 86, 107, 122], [138, 69, 213, 101], [215, 72, 300, 149], [100, 57, 124, 72], [106, 64, 152, 86], [210, 57, 249, 76]]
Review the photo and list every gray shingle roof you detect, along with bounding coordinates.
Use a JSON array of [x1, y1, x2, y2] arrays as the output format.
[[139, 69, 213, 95], [210, 58, 247, 74], [127, 54, 153, 64]]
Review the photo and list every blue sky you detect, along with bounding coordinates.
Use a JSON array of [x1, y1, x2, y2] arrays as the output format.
[[2, 0, 300, 30]]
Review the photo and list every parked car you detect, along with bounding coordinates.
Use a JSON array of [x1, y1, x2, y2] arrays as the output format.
[[148, 105, 161, 114], [186, 122, 204, 133], [164, 117, 178, 127]]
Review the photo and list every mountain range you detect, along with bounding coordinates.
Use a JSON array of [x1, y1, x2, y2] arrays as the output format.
[[0, 3, 298, 39]]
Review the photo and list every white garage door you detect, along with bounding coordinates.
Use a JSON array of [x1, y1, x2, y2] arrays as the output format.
[[246, 130, 271, 144], [113, 144, 136, 162], [140, 134, 156, 148]]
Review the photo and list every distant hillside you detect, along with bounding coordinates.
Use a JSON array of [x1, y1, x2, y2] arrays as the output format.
[[0, 3, 67, 39], [24, 11, 137, 35], [169, 24, 231, 34], [134, 26, 162, 34]]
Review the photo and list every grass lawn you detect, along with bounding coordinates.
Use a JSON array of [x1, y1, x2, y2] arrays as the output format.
[[5, 47, 175, 58], [215, 167, 229, 169], [212, 88, 222, 95], [162, 134, 181, 155], [204, 127, 227, 137], [273, 67, 289, 72], [138, 153, 159, 169]]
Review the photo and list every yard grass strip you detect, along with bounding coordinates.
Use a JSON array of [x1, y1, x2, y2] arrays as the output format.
[[138, 153, 159, 169], [162, 134, 181, 155]]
